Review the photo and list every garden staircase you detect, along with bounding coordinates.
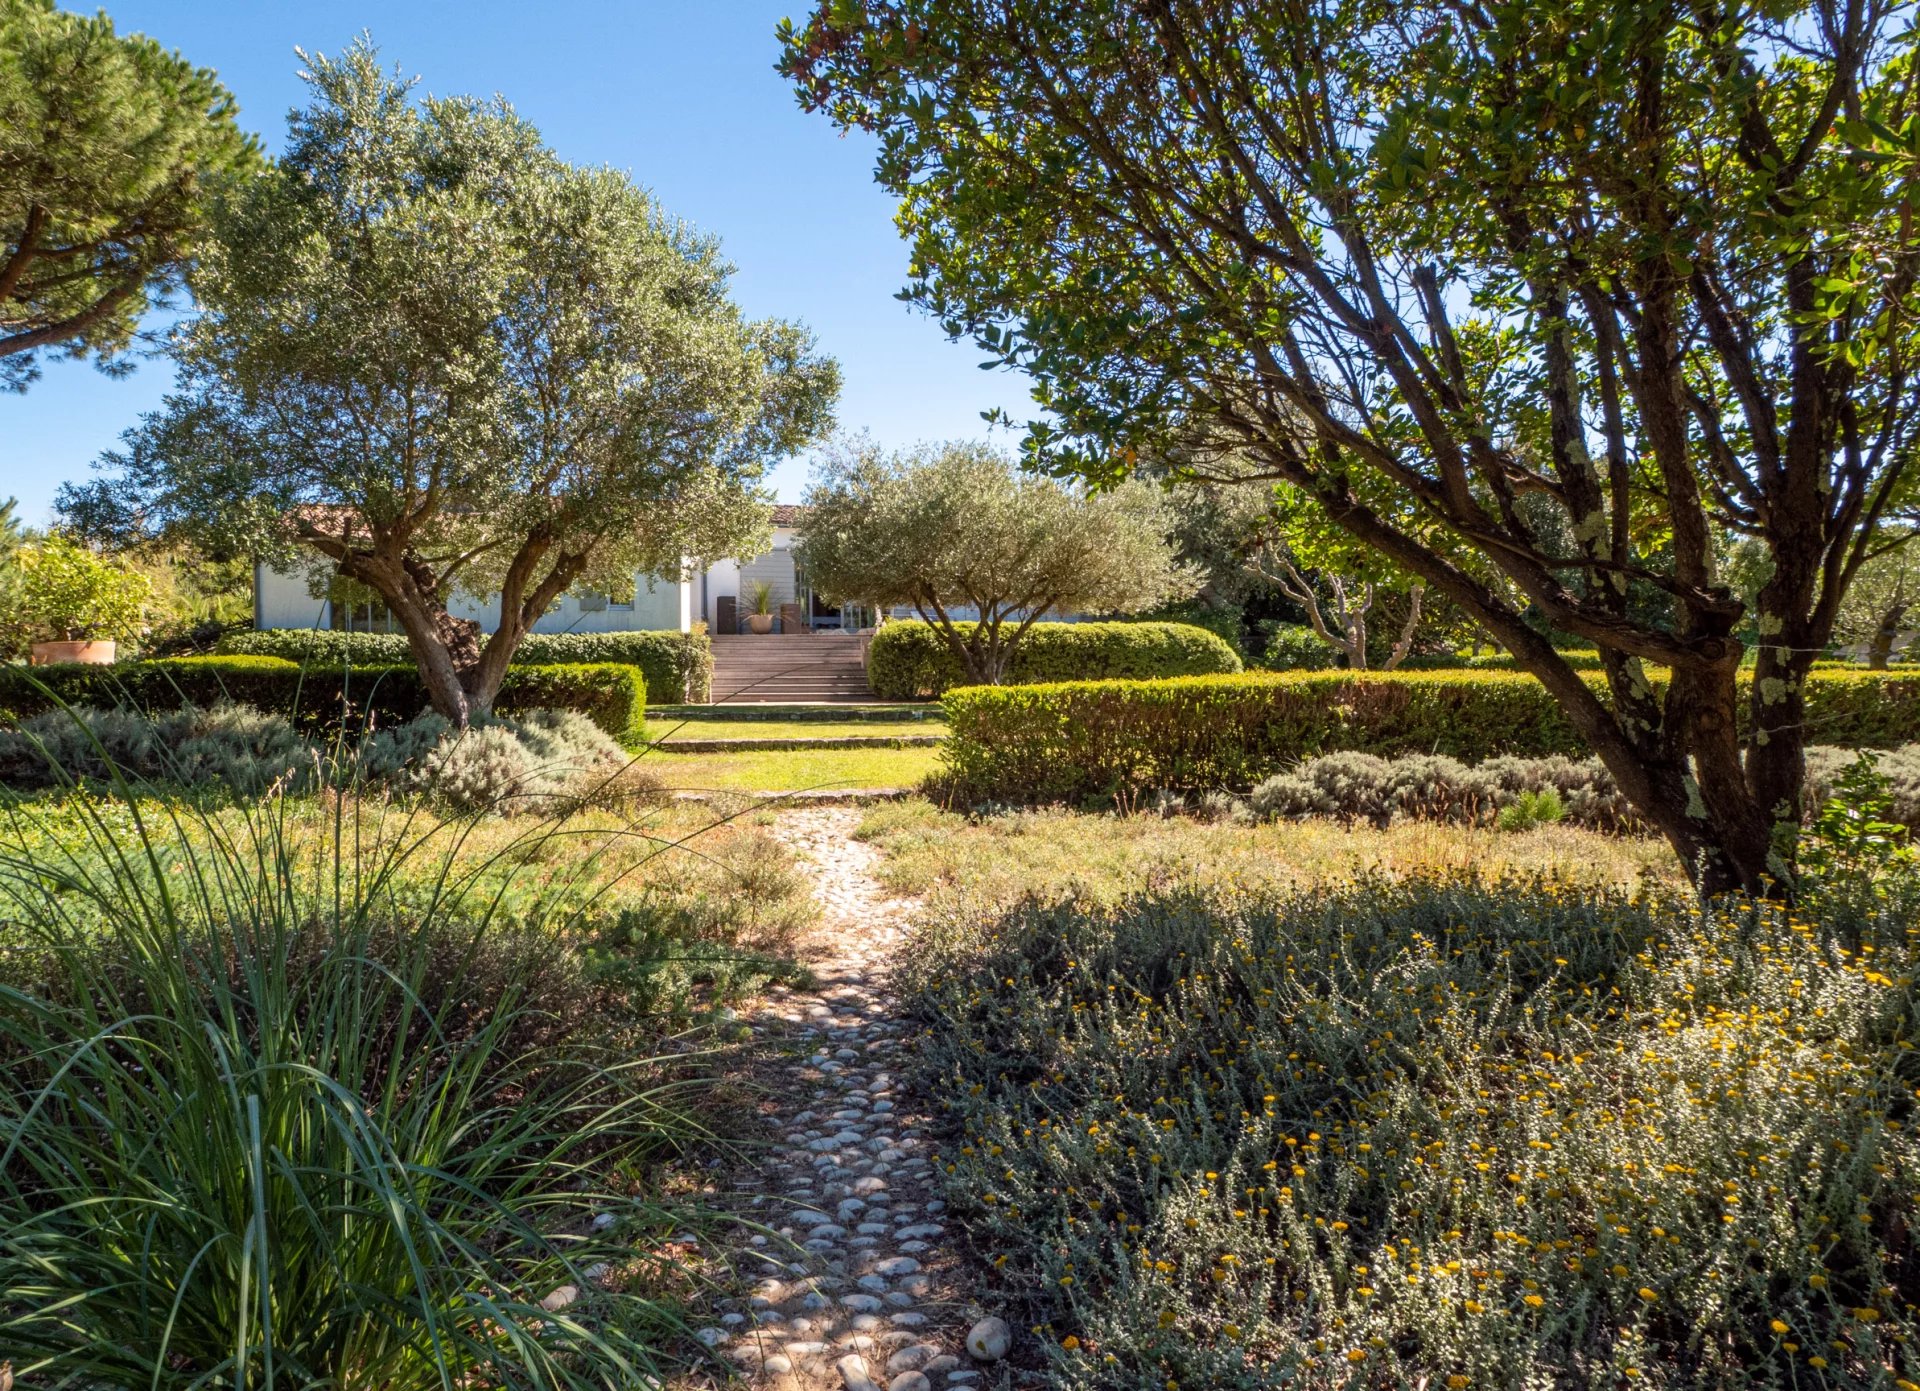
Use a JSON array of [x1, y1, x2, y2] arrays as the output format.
[[708, 633, 873, 704]]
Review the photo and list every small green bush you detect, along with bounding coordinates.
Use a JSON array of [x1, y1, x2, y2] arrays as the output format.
[[355, 709, 627, 815], [1118, 600, 1247, 658], [866, 619, 1242, 700], [938, 668, 1920, 804], [0, 656, 646, 741], [12, 532, 151, 644], [217, 627, 711, 702], [1257, 622, 1338, 671], [904, 876, 1920, 1388]]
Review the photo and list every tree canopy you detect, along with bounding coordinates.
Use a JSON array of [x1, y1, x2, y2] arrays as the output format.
[[0, 0, 259, 389], [796, 438, 1193, 683], [67, 43, 838, 723], [782, 0, 1920, 892]]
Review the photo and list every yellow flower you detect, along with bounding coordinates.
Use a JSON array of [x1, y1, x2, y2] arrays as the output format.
[[1637, 1287, 1657, 1302], [1063, 1336, 1081, 1351], [1809, 1356, 1829, 1369], [1447, 1377, 1470, 1389], [1809, 1274, 1828, 1289], [1770, 1320, 1790, 1335], [1523, 1294, 1545, 1309], [1347, 1349, 1368, 1364], [1221, 1324, 1241, 1340]]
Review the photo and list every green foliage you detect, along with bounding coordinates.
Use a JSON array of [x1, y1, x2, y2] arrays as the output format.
[[0, 656, 646, 742], [11, 532, 150, 643], [63, 40, 834, 722], [1258, 623, 1337, 672], [902, 875, 1920, 1388], [867, 620, 1241, 700], [798, 438, 1195, 684], [939, 670, 1920, 805], [1495, 786, 1565, 833], [0, 495, 30, 659], [779, 0, 1920, 888], [0, 0, 259, 388], [355, 709, 629, 815], [120, 543, 253, 655], [217, 627, 709, 704], [0, 776, 698, 1387], [1120, 599, 1246, 659], [1798, 752, 1917, 907]]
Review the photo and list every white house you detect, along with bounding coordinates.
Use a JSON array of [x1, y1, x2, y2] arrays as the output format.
[[253, 505, 848, 636]]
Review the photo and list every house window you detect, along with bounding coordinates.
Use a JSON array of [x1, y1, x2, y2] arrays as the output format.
[[578, 591, 608, 613], [330, 594, 398, 634], [325, 576, 400, 633]]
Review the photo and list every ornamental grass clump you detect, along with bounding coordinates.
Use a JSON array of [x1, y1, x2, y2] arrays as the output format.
[[0, 756, 707, 1389], [905, 873, 1920, 1388]]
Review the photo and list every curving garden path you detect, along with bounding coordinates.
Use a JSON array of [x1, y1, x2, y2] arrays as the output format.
[[685, 807, 1011, 1391]]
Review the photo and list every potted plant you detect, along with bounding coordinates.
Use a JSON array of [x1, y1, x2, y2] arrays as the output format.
[[16, 533, 150, 665], [746, 579, 776, 634]]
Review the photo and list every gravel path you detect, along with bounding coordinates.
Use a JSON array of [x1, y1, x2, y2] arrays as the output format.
[[687, 807, 1006, 1391]]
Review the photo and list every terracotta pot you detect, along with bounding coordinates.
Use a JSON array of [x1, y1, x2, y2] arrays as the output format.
[[746, 613, 774, 634], [30, 639, 116, 666]]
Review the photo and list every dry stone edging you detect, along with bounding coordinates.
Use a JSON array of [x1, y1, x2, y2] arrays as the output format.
[[680, 807, 1007, 1391]]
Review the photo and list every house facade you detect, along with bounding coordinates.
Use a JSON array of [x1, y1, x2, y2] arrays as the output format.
[[252, 505, 846, 636]]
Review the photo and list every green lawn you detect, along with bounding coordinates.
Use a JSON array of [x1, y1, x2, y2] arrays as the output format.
[[637, 742, 943, 793], [643, 715, 944, 744]]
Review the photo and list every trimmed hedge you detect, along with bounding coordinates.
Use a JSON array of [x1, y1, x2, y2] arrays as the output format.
[[866, 620, 1242, 700], [937, 668, 1920, 804], [0, 655, 646, 742], [217, 627, 711, 703]]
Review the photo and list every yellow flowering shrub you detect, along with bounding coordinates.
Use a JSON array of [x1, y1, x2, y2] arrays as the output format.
[[907, 876, 1920, 1388]]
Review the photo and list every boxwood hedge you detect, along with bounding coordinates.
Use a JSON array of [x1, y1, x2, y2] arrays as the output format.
[[218, 627, 711, 703], [0, 655, 647, 742], [866, 619, 1241, 700], [938, 668, 1920, 804]]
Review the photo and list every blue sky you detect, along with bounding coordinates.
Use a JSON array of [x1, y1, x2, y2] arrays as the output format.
[[4, 0, 1034, 525]]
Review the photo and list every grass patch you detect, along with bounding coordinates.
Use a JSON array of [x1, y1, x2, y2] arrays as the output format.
[[644, 716, 944, 744], [643, 743, 943, 793]]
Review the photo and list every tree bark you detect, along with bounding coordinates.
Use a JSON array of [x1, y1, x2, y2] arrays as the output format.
[[303, 521, 585, 729], [1869, 602, 1906, 669]]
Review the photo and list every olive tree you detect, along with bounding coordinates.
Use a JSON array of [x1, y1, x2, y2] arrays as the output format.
[[67, 44, 837, 723], [796, 438, 1193, 683], [782, 0, 1920, 893], [1831, 534, 1920, 668], [1, 0, 258, 388]]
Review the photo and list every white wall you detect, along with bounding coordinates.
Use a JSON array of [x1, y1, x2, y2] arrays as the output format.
[[253, 563, 694, 633], [733, 527, 800, 624], [254, 564, 330, 629]]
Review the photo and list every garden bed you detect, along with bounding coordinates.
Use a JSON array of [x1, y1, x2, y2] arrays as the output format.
[[895, 850, 1920, 1388]]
